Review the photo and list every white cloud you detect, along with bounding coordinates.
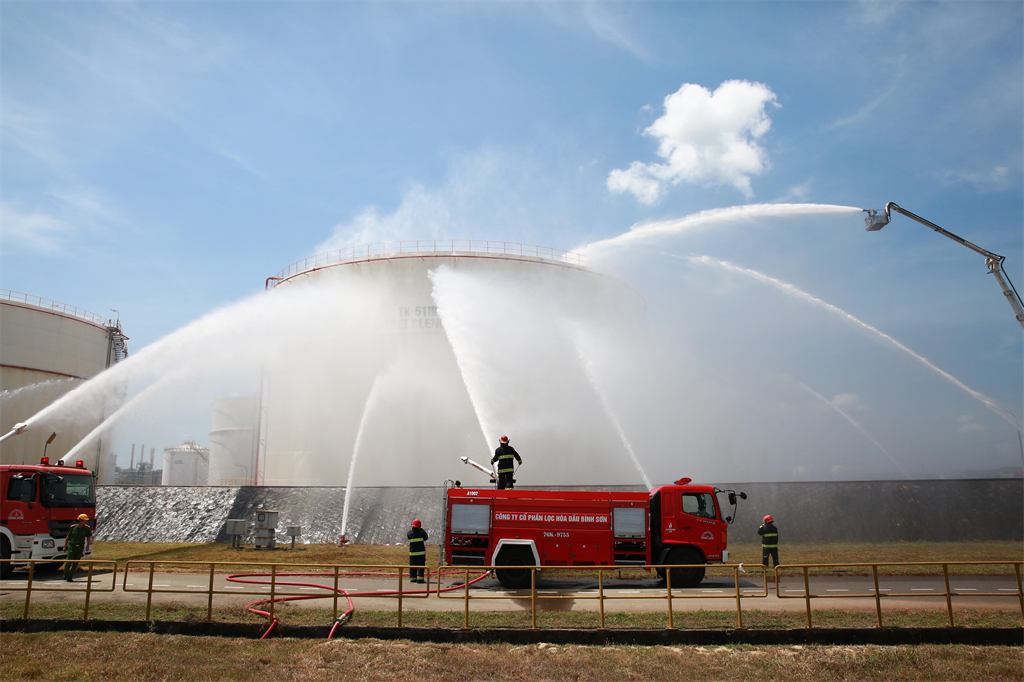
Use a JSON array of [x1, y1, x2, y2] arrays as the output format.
[[775, 180, 813, 203], [1, 204, 75, 252], [537, 4, 651, 62], [853, 1, 905, 26], [831, 393, 867, 412], [829, 79, 900, 129], [940, 165, 1016, 193], [315, 184, 451, 253], [958, 415, 985, 433], [607, 80, 779, 203]]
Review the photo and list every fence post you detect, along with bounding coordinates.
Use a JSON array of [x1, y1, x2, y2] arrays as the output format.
[[23, 561, 35, 620], [145, 562, 155, 621], [872, 564, 882, 628], [666, 565, 675, 630], [269, 565, 276, 622], [207, 563, 215, 622], [333, 566, 340, 622], [531, 567, 537, 630], [734, 566, 744, 630], [398, 566, 404, 629], [84, 563, 95, 620], [803, 566, 812, 629], [1015, 562, 1023, 626], [942, 563, 954, 628], [598, 569, 606, 630], [463, 569, 470, 630]]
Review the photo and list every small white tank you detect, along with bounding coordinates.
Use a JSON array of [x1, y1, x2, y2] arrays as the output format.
[[161, 440, 210, 486]]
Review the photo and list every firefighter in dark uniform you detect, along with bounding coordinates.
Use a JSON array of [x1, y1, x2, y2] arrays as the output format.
[[407, 518, 428, 584], [64, 514, 92, 582], [758, 514, 779, 567], [491, 435, 522, 490]]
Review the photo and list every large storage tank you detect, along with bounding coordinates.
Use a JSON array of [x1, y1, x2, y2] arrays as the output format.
[[161, 441, 210, 486], [0, 290, 127, 474], [208, 396, 259, 485], [259, 241, 645, 488]]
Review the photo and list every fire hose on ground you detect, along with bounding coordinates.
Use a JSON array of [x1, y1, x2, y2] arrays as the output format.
[[227, 566, 491, 640]]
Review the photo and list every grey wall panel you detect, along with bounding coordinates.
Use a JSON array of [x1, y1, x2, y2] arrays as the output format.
[[95, 479, 1023, 546]]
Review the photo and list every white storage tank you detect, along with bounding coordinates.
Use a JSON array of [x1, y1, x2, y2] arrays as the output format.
[[208, 396, 259, 485], [258, 241, 644, 488], [161, 440, 210, 486], [0, 290, 127, 474]]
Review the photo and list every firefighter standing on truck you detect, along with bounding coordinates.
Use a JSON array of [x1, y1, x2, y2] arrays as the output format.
[[758, 514, 779, 567], [63, 514, 92, 582], [407, 519, 428, 584], [492, 435, 522, 490]]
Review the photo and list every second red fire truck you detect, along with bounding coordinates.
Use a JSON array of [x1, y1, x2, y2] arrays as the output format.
[[0, 458, 97, 578], [442, 477, 746, 588]]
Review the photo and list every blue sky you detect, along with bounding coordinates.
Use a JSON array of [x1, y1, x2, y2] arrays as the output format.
[[2, 2, 1022, 475]]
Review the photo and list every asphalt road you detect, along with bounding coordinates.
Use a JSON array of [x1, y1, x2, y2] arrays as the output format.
[[2, 567, 1020, 614]]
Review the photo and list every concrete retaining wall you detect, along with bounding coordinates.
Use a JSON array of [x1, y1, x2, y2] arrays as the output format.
[[95, 478, 1023, 546]]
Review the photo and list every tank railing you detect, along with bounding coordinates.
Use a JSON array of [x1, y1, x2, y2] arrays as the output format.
[[438, 563, 769, 630], [0, 289, 115, 327], [774, 561, 1024, 629], [0, 560, 118, 620], [271, 240, 586, 285]]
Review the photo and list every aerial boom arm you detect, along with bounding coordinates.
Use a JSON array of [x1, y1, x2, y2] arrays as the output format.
[[867, 203, 1024, 329]]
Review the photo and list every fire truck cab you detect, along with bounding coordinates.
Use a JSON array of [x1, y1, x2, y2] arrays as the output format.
[[0, 458, 97, 578], [443, 477, 739, 589]]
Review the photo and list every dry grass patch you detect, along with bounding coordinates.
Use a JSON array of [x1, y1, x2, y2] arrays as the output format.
[[1, 632, 1021, 681], [2, 600, 1021, 630]]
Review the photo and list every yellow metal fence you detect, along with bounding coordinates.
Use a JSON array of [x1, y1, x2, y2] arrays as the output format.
[[775, 561, 1024, 628], [3, 560, 1022, 631]]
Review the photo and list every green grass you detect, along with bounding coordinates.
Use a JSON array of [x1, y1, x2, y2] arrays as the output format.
[[83, 540, 1023, 578], [1, 632, 1021, 682], [2, 601, 1020, 630]]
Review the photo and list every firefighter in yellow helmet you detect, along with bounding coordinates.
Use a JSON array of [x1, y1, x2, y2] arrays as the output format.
[[63, 514, 92, 582]]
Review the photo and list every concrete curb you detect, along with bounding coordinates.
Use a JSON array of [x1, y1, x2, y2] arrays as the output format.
[[3, 620, 1022, 645]]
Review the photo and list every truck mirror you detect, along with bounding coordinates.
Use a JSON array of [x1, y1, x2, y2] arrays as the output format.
[[725, 515, 732, 523], [728, 492, 737, 505], [739, 492, 747, 500]]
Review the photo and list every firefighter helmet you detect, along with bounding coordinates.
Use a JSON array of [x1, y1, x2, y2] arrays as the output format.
[[499, 435, 509, 443], [763, 514, 773, 523], [77, 514, 89, 521], [411, 519, 421, 528]]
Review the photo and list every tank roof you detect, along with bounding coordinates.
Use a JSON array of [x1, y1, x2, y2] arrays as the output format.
[[268, 240, 587, 289]]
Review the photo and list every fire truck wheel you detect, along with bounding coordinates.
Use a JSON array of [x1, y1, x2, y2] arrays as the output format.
[[0, 537, 11, 579], [665, 547, 705, 588], [494, 546, 534, 590]]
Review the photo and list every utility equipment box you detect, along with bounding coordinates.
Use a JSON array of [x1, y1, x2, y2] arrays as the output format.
[[225, 519, 247, 549], [253, 511, 279, 549]]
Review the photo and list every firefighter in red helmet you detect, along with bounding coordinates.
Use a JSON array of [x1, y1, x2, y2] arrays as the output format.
[[491, 435, 522, 490], [758, 514, 779, 567], [407, 518, 428, 584]]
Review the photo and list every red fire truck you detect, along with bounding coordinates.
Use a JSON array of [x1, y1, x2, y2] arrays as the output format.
[[442, 478, 746, 588], [0, 458, 97, 578]]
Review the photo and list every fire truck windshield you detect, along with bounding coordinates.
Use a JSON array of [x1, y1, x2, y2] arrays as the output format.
[[40, 474, 95, 508]]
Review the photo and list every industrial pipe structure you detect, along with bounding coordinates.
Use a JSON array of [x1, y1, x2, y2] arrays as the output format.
[[864, 203, 1024, 330]]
